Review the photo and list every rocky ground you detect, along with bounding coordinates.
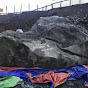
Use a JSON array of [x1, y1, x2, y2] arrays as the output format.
[[14, 79, 86, 88], [0, 3, 88, 88]]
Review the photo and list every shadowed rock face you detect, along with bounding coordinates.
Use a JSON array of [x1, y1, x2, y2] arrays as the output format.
[[31, 16, 72, 36], [0, 37, 34, 67], [0, 36, 67, 69], [78, 14, 88, 30]]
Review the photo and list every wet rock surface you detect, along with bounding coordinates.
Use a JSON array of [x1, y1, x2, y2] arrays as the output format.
[[14, 79, 87, 88]]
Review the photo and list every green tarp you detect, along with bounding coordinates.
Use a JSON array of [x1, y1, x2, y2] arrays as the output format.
[[0, 76, 23, 88]]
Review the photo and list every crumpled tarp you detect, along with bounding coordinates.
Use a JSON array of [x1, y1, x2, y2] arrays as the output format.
[[0, 65, 88, 88], [26, 71, 70, 88], [0, 76, 23, 88], [67, 65, 88, 87]]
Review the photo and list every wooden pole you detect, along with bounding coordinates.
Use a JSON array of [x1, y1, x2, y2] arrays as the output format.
[[45, 5, 47, 11], [51, 4, 53, 9], [60, 1, 62, 7], [37, 5, 38, 11], [20, 4, 22, 12], [70, 0, 71, 6], [79, 0, 81, 4], [14, 5, 15, 13], [29, 4, 30, 11], [6, 6, 7, 14], [42, 7, 44, 11]]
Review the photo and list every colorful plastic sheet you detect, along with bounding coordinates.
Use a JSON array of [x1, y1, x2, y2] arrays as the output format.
[[0, 65, 88, 88], [0, 76, 23, 88], [26, 71, 70, 88]]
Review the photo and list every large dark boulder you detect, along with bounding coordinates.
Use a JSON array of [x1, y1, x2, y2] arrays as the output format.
[[0, 16, 88, 69], [0, 15, 88, 88]]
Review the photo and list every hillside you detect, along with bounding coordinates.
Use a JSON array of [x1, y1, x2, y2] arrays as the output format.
[[0, 3, 88, 32]]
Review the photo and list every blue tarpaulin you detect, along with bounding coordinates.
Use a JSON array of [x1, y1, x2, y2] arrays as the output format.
[[0, 65, 88, 88]]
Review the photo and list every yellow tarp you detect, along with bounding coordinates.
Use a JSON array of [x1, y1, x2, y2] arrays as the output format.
[[0, 8, 3, 12]]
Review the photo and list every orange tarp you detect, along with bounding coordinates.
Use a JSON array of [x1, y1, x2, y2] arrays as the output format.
[[85, 84, 88, 87], [0, 67, 41, 71], [83, 65, 88, 69], [0, 67, 27, 71], [26, 71, 70, 88]]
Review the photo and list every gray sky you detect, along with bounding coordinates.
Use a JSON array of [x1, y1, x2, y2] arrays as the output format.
[[0, 0, 88, 13]]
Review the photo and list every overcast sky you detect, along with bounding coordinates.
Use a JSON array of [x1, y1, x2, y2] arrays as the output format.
[[0, 0, 88, 13]]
